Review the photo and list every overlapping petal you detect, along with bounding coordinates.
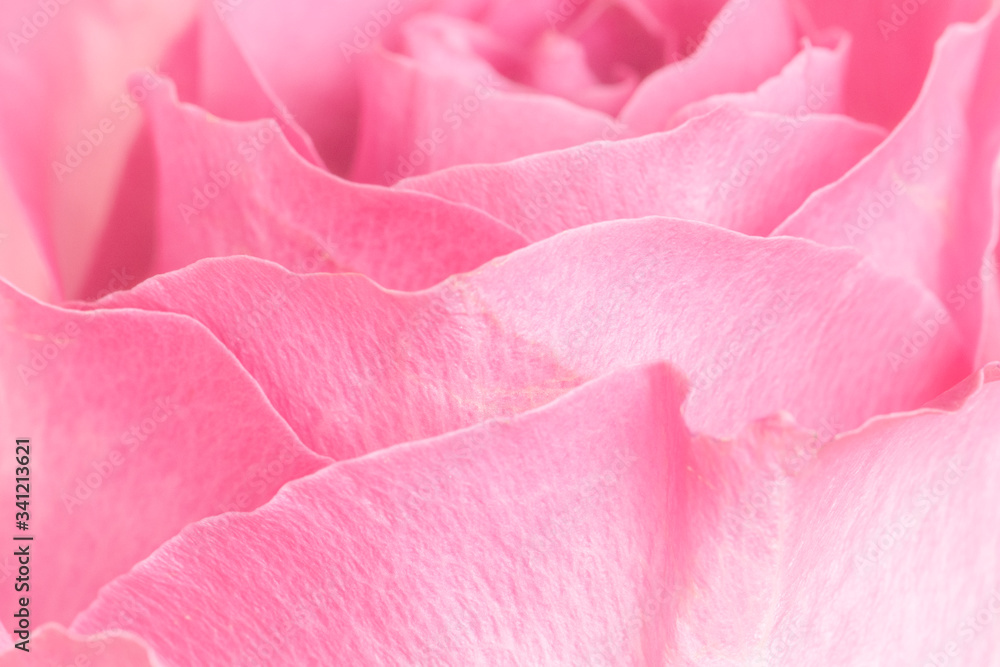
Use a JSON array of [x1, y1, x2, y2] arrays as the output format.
[[398, 106, 885, 239], [73, 363, 690, 666], [0, 279, 328, 630], [85, 218, 969, 461], [140, 79, 527, 290]]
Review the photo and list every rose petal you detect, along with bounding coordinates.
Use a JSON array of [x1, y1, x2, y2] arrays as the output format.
[[0, 162, 58, 301], [73, 363, 690, 666], [619, 0, 799, 133], [797, 0, 990, 126], [646, 362, 1000, 663], [159, 4, 324, 167], [0, 0, 197, 297], [0, 279, 328, 629], [665, 30, 850, 129], [399, 106, 885, 239], [142, 79, 527, 290], [0, 624, 161, 666], [87, 218, 968, 460], [773, 8, 1000, 355], [350, 47, 621, 183]]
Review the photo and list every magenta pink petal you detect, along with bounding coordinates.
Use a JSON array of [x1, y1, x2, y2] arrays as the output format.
[[0, 279, 328, 630], [399, 106, 885, 239], [73, 363, 691, 666], [774, 8, 1000, 356], [350, 49, 622, 183], [86, 218, 969, 460], [619, 0, 799, 134], [797, 0, 990, 127], [159, 5, 324, 167], [142, 79, 527, 290], [0, 624, 160, 665], [527, 30, 639, 114]]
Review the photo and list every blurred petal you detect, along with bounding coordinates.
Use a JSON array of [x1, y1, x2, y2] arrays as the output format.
[[666, 30, 850, 129], [350, 48, 620, 183], [142, 79, 527, 290], [0, 0, 197, 297], [620, 0, 799, 133], [794, 0, 990, 126], [399, 106, 885, 239]]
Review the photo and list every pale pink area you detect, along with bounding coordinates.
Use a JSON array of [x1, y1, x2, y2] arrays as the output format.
[[0, 280, 329, 631], [0, 624, 161, 666], [0, 0, 197, 298], [350, 48, 621, 183], [87, 218, 969, 460], [749, 363, 1000, 665], [774, 8, 1000, 357], [793, 0, 990, 127], [665, 31, 850, 130], [0, 162, 58, 301], [620, 0, 799, 134], [399, 106, 885, 239], [74, 364, 690, 665], [141, 79, 527, 290]]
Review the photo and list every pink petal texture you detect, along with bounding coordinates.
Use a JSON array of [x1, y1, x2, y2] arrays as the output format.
[[399, 106, 886, 239], [142, 79, 527, 290], [730, 362, 1000, 665], [620, 0, 799, 134], [89, 218, 969, 460], [773, 7, 1000, 354], [0, 280, 329, 630], [0, 0, 197, 297], [74, 363, 690, 666], [0, 624, 161, 666], [350, 47, 622, 183], [71, 361, 1000, 665], [796, 0, 990, 127]]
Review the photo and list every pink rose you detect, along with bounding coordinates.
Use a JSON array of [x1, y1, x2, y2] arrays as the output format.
[[1, 0, 999, 664]]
